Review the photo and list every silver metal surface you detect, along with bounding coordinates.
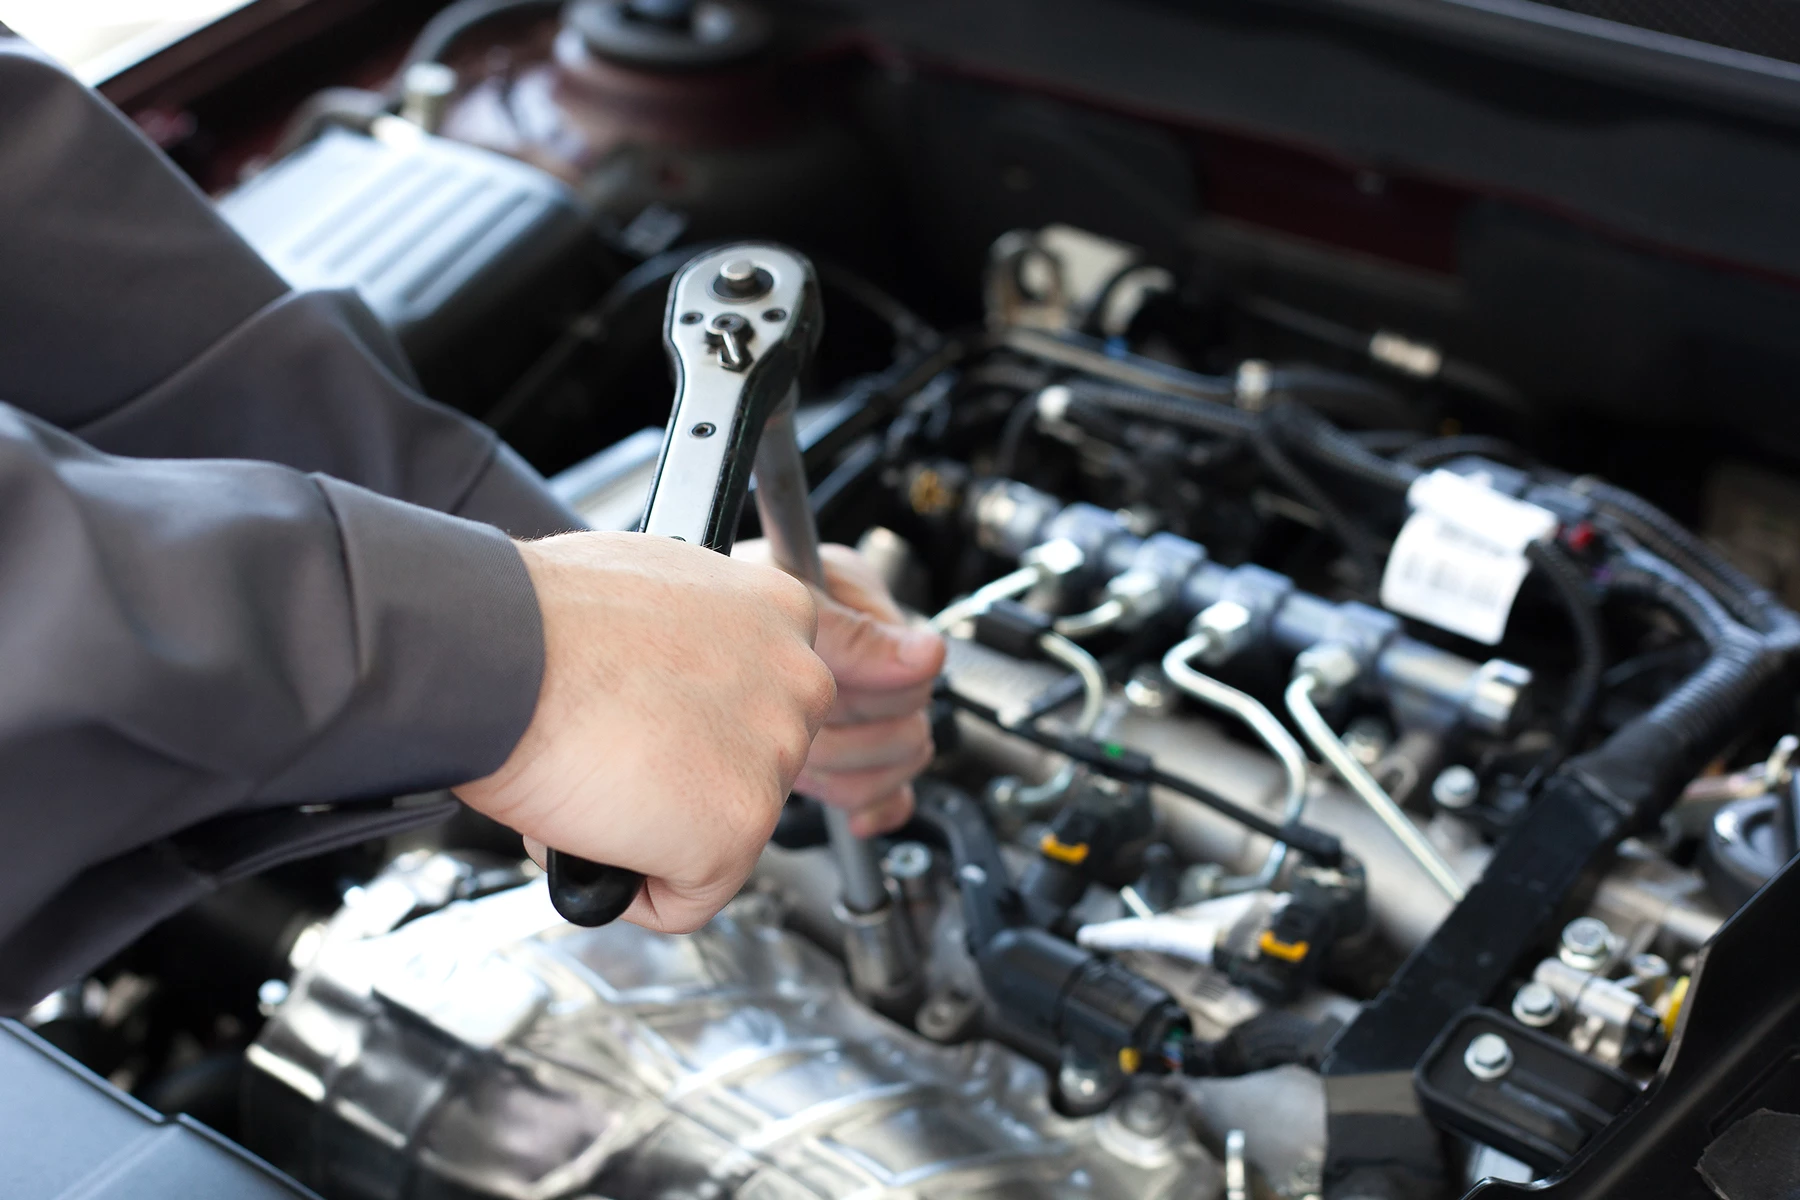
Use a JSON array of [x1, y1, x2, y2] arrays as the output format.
[[1223, 1130, 1249, 1200], [643, 245, 811, 546], [1184, 1067, 1325, 1200], [1464, 1033, 1515, 1081], [1036, 631, 1108, 734], [753, 401, 826, 585], [834, 897, 924, 1015], [750, 397, 892, 917], [1511, 981, 1562, 1028], [248, 873, 1220, 1200], [1054, 596, 1128, 638], [1164, 634, 1311, 890], [399, 62, 456, 132], [943, 636, 1483, 951], [1430, 765, 1480, 811], [1286, 667, 1466, 902], [1559, 916, 1616, 973]]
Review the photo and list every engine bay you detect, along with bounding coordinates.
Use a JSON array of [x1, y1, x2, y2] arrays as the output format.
[[23, 2, 1800, 1198]]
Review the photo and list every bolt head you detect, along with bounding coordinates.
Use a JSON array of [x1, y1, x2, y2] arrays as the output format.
[[883, 842, 933, 881], [1511, 981, 1562, 1028], [1560, 917, 1615, 969], [1464, 1032, 1514, 1080], [1431, 765, 1481, 810]]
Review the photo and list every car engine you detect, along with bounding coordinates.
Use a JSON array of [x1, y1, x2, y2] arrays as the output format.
[[23, 2, 1800, 1198]]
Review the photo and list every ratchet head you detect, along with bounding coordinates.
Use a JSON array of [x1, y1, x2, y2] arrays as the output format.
[[642, 244, 823, 553]]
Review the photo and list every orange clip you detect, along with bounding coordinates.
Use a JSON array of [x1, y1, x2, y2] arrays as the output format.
[[1258, 930, 1311, 963], [1039, 835, 1091, 865]]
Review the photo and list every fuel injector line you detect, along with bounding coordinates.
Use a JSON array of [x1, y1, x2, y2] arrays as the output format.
[[1163, 621, 1312, 891], [937, 684, 1343, 866], [1286, 650, 1465, 902]]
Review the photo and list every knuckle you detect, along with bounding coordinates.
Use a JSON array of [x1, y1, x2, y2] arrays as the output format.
[[765, 570, 819, 637]]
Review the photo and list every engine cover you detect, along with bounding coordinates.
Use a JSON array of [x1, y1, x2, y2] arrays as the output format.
[[244, 871, 1220, 1199]]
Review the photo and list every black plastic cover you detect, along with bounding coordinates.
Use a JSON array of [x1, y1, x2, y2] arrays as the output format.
[[218, 128, 595, 412], [1416, 1007, 1639, 1172], [0, 1019, 319, 1200]]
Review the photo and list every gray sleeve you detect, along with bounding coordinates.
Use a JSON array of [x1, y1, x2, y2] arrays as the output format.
[[0, 42, 572, 1006], [0, 408, 546, 1006], [0, 37, 581, 540]]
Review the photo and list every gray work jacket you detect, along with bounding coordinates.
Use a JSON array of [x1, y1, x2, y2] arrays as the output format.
[[0, 40, 579, 1009]]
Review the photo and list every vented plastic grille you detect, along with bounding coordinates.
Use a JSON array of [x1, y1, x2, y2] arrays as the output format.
[[1529, 0, 1800, 65]]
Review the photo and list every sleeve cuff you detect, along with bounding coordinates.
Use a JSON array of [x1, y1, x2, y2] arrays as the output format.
[[254, 478, 545, 804]]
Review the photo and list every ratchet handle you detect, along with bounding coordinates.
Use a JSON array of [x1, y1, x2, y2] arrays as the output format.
[[545, 243, 822, 928], [545, 849, 642, 927]]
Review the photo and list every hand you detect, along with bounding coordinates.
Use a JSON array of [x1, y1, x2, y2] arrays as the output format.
[[734, 540, 945, 837], [456, 531, 836, 934]]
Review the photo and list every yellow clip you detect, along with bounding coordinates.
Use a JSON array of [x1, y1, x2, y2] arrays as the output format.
[[1258, 930, 1311, 963], [1662, 975, 1691, 1039], [1118, 1046, 1142, 1075], [1039, 835, 1091, 865]]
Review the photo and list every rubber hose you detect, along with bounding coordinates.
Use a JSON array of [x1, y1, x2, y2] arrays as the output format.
[[1575, 551, 1789, 806], [1264, 401, 1419, 494], [1067, 380, 1250, 434]]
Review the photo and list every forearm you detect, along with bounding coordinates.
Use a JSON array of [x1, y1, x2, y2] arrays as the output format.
[[0, 405, 544, 1000]]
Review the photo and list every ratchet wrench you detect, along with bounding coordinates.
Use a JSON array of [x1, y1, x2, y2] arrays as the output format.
[[545, 244, 890, 927]]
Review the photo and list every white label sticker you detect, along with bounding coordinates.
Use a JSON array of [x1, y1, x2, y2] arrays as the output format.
[[1380, 470, 1557, 645]]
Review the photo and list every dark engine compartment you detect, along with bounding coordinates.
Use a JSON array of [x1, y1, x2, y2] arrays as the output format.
[[21, 2, 1800, 1198]]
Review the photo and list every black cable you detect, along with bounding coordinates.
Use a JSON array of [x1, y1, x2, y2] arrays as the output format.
[[1577, 478, 1800, 648], [1523, 540, 1606, 777], [939, 685, 1344, 865], [1395, 434, 1529, 469], [1067, 379, 1251, 435], [815, 261, 942, 356], [1249, 414, 1387, 590]]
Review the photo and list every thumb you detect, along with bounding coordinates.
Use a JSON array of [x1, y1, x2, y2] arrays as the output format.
[[814, 597, 946, 691]]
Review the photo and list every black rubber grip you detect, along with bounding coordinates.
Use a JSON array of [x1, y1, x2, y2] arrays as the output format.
[[545, 848, 643, 926]]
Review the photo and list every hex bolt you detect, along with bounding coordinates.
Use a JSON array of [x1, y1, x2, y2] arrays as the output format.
[[1560, 916, 1616, 972], [1512, 980, 1562, 1028], [882, 842, 933, 881], [1432, 765, 1481, 811], [1464, 1032, 1514, 1081]]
